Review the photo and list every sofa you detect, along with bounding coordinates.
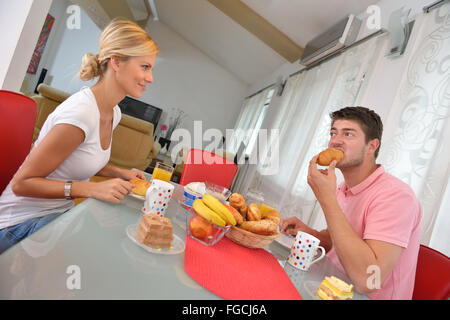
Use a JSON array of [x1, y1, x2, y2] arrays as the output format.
[[31, 84, 161, 171]]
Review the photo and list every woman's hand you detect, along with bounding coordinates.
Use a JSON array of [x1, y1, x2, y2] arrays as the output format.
[[88, 178, 134, 204], [118, 168, 146, 181], [96, 165, 147, 181]]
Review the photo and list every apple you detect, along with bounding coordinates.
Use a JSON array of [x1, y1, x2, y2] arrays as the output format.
[[189, 214, 213, 238]]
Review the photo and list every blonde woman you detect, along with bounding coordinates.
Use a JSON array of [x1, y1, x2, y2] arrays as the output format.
[[0, 19, 159, 253]]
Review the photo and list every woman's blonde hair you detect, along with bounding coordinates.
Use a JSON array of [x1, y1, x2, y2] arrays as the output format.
[[78, 19, 159, 81]]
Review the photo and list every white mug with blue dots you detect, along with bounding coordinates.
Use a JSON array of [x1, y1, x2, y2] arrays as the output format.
[[141, 179, 174, 217], [287, 231, 325, 271]]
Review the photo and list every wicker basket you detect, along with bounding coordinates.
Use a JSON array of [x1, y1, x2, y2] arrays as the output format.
[[226, 225, 280, 249]]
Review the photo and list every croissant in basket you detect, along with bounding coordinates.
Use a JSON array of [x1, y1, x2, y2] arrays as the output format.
[[239, 220, 277, 236], [263, 210, 280, 225], [247, 203, 261, 221], [317, 148, 344, 166], [229, 193, 248, 219]]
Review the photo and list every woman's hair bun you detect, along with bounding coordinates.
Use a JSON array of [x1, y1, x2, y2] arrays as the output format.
[[78, 53, 100, 81]]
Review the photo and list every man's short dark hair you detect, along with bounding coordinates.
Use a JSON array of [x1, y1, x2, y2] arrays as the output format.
[[330, 106, 383, 159]]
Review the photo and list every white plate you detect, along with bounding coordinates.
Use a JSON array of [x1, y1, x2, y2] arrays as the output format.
[[275, 232, 295, 249], [126, 224, 185, 255], [127, 177, 153, 201], [128, 193, 145, 201], [304, 281, 321, 300]]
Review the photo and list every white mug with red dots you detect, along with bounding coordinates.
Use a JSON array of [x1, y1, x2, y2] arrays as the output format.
[[141, 179, 174, 216], [287, 231, 325, 271]]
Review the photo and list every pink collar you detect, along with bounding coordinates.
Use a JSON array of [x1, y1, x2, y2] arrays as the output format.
[[340, 165, 385, 195]]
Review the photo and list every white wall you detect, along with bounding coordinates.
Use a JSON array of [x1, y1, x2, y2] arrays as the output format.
[[0, 0, 52, 91], [27, 0, 72, 92], [42, 7, 248, 143], [46, 4, 101, 93], [142, 20, 249, 137]]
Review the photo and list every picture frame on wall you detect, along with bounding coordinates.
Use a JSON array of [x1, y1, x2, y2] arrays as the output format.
[[27, 13, 55, 74]]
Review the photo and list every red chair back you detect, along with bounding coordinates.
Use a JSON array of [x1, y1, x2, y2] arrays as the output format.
[[179, 149, 238, 189], [0, 90, 36, 195], [412, 245, 450, 300]]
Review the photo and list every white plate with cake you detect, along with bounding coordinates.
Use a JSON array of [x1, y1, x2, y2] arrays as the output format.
[[126, 213, 185, 255], [127, 224, 185, 255]]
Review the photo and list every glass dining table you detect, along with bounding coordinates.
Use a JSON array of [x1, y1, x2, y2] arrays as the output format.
[[0, 178, 369, 300]]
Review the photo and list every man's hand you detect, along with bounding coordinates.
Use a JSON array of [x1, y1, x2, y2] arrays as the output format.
[[307, 155, 337, 201], [280, 217, 310, 236]]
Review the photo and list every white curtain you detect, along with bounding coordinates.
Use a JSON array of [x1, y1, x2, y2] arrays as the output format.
[[250, 34, 387, 229], [227, 86, 275, 156], [229, 86, 275, 194], [377, 3, 450, 256]]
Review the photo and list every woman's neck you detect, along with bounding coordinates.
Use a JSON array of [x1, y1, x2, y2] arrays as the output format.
[[91, 76, 125, 115]]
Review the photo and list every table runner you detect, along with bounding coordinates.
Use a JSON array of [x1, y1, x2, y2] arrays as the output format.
[[184, 235, 302, 300]]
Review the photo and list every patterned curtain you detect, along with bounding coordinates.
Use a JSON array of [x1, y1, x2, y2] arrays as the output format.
[[378, 3, 450, 255]]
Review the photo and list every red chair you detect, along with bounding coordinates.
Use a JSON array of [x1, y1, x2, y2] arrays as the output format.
[[0, 90, 36, 195], [412, 245, 450, 300], [179, 149, 238, 189]]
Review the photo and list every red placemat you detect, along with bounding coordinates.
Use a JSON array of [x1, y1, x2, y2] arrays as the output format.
[[184, 235, 302, 300]]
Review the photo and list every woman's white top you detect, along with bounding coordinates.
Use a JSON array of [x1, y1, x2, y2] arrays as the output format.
[[0, 87, 121, 229]]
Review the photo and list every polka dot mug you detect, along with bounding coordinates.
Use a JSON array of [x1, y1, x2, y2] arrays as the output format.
[[141, 179, 174, 217], [287, 231, 325, 271]]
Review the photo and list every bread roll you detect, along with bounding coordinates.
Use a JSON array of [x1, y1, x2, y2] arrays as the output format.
[[229, 193, 247, 220], [130, 178, 150, 196], [263, 210, 280, 225], [317, 148, 344, 166], [247, 203, 261, 221], [239, 220, 277, 236], [223, 203, 244, 225]]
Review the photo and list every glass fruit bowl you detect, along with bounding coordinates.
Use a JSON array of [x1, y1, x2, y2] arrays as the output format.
[[185, 208, 230, 246], [205, 182, 231, 202]]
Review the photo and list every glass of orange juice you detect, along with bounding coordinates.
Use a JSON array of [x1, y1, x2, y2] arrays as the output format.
[[152, 162, 174, 182], [258, 202, 276, 218]]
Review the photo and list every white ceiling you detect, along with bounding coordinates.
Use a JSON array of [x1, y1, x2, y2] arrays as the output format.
[[152, 0, 379, 85], [241, 0, 379, 47]]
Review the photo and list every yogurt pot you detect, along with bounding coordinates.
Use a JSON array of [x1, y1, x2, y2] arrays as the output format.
[[183, 182, 206, 207]]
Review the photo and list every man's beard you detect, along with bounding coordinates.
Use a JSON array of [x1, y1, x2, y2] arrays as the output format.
[[336, 148, 365, 169]]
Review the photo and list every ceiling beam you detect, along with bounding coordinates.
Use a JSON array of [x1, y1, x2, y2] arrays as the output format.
[[97, 0, 136, 22], [207, 0, 303, 62], [74, 0, 110, 30]]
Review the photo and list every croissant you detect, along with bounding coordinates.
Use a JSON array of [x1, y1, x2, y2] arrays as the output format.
[[263, 210, 280, 225], [130, 178, 150, 196], [317, 148, 344, 166], [247, 203, 261, 221], [229, 193, 247, 219], [223, 203, 244, 225], [239, 220, 278, 236]]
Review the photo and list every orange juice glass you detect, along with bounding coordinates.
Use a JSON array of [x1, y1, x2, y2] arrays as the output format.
[[259, 203, 275, 218], [152, 162, 173, 182]]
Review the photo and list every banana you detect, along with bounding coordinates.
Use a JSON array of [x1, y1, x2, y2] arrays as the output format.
[[193, 199, 226, 227], [202, 194, 237, 226]]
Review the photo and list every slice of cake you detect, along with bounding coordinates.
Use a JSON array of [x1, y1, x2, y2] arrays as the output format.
[[317, 276, 354, 300], [137, 214, 174, 248]]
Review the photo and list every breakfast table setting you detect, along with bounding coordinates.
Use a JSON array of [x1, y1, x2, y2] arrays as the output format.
[[0, 170, 369, 300]]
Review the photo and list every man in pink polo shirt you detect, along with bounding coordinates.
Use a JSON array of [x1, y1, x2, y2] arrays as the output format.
[[280, 106, 422, 300]]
